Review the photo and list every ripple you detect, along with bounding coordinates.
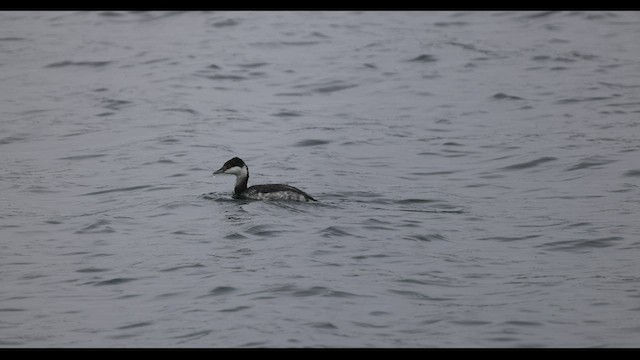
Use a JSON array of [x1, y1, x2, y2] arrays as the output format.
[[396, 198, 440, 204], [275, 92, 310, 97], [292, 286, 363, 298], [75, 219, 115, 234], [388, 289, 452, 301], [76, 267, 110, 273], [204, 74, 247, 81], [172, 330, 212, 342], [280, 41, 322, 46], [395, 277, 461, 288], [599, 81, 640, 89], [314, 83, 358, 94], [161, 108, 198, 115], [503, 320, 543, 327], [450, 320, 492, 326], [237, 62, 269, 68], [59, 154, 107, 160], [433, 21, 469, 27], [307, 322, 339, 329], [501, 157, 557, 171], [538, 236, 624, 253], [153, 292, 184, 300], [0, 135, 28, 145], [141, 57, 171, 65], [211, 18, 240, 28], [410, 170, 459, 177], [245, 224, 287, 237], [272, 111, 302, 117], [92, 278, 136, 286], [405, 233, 446, 242], [82, 185, 153, 196], [446, 40, 500, 56], [45, 60, 113, 68], [224, 232, 247, 240], [492, 92, 524, 101], [0, 308, 27, 312], [205, 286, 237, 296], [101, 98, 132, 110], [219, 305, 252, 313], [566, 156, 615, 171], [555, 96, 612, 105], [144, 158, 176, 165], [407, 54, 438, 63], [352, 321, 389, 329], [116, 321, 154, 330], [318, 226, 354, 238], [27, 185, 59, 194], [478, 235, 541, 242], [158, 137, 180, 144], [519, 11, 558, 19], [242, 284, 366, 300], [352, 254, 390, 260], [160, 263, 205, 272], [294, 139, 331, 147], [0, 37, 27, 41], [531, 55, 552, 62], [290, 80, 358, 95]]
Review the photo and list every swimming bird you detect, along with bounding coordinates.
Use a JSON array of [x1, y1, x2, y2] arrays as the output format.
[[213, 157, 317, 202]]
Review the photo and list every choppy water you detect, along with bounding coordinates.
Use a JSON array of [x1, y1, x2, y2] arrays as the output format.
[[2, 11, 640, 348]]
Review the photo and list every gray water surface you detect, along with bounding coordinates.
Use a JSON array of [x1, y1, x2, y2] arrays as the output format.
[[1, 11, 640, 347]]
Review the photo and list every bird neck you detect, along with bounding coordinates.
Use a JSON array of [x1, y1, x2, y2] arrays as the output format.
[[234, 165, 249, 195]]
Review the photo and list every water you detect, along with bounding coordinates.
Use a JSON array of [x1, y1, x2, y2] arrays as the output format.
[[1, 11, 640, 348]]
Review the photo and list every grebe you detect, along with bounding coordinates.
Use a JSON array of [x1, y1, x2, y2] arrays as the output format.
[[213, 157, 316, 202]]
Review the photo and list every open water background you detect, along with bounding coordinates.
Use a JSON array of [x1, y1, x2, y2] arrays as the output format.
[[1, 11, 640, 347]]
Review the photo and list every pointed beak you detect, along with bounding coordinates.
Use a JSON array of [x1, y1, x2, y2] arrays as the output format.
[[213, 167, 225, 175]]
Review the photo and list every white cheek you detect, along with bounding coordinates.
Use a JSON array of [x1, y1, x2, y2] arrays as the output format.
[[225, 166, 247, 177], [224, 166, 242, 175]]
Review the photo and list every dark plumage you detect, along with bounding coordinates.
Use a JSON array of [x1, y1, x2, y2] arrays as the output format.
[[213, 157, 316, 202]]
